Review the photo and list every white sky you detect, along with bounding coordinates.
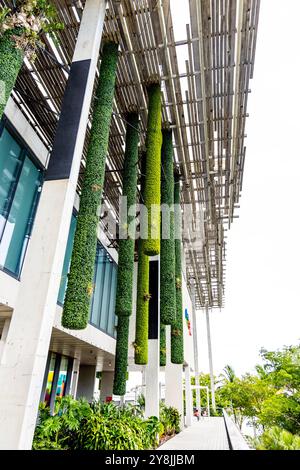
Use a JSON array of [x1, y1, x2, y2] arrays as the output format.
[[193, 0, 300, 376], [168, 0, 300, 377], [128, 1, 300, 391]]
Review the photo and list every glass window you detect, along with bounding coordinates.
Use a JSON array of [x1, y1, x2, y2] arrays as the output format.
[[58, 220, 118, 337], [0, 124, 43, 277], [44, 352, 56, 406], [57, 214, 77, 304], [0, 128, 22, 236], [55, 356, 69, 399]]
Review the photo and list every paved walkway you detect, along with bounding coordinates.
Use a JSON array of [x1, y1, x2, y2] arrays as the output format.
[[159, 417, 230, 450]]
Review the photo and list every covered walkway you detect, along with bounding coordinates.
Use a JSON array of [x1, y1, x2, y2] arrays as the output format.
[[159, 417, 230, 450]]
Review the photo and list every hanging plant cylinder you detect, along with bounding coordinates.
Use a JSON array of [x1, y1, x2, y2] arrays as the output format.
[[113, 112, 139, 394], [62, 42, 119, 330], [160, 324, 166, 367], [171, 172, 184, 364], [113, 316, 130, 396], [160, 129, 176, 325], [0, 30, 24, 120], [134, 152, 150, 365], [143, 83, 162, 256]]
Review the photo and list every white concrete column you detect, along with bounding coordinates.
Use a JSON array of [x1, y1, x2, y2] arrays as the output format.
[[184, 365, 193, 427], [144, 339, 160, 418], [0, 318, 10, 362], [190, 279, 201, 413], [70, 358, 80, 398], [206, 306, 216, 411], [76, 365, 97, 402], [164, 326, 184, 430], [0, 0, 107, 450], [100, 371, 114, 401]]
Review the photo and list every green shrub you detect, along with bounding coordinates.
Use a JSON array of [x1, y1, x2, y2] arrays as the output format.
[[171, 173, 184, 364], [143, 83, 162, 256], [62, 42, 119, 330], [33, 399, 163, 450], [160, 129, 176, 325], [113, 316, 130, 396], [32, 396, 92, 450], [160, 324, 166, 366], [254, 426, 300, 450], [159, 402, 181, 436], [135, 152, 150, 364]]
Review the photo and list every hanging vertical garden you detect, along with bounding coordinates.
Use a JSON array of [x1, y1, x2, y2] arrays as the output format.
[[62, 42, 119, 330], [134, 152, 150, 365], [171, 172, 184, 364], [160, 324, 166, 366], [113, 112, 139, 395], [160, 129, 176, 325], [0, 2, 63, 120], [143, 83, 162, 256]]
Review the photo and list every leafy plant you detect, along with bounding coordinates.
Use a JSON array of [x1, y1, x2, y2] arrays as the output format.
[[33, 396, 92, 450], [160, 324, 166, 366], [159, 402, 181, 436], [62, 42, 119, 330], [253, 426, 300, 450]]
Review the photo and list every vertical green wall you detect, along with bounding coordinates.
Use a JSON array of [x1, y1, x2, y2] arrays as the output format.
[[113, 112, 139, 395], [62, 42, 119, 330], [171, 172, 184, 364], [0, 30, 24, 120], [143, 83, 162, 256], [134, 152, 150, 365], [160, 129, 176, 326]]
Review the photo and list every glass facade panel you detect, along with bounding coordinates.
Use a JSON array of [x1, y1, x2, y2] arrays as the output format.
[[58, 215, 117, 337], [0, 128, 22, 235], [55, 356, 69, 399], [0, 124, 42, 277], [44, 352, 56, 406], [57, 214, 77, 304]]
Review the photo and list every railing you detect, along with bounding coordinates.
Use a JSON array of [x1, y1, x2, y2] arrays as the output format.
[[222, 409, 251, 450]]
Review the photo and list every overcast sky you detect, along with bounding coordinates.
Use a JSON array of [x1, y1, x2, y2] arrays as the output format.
[[188, 0, 300, 376]]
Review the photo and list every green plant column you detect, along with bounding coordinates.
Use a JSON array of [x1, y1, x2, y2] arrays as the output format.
[[160, 324, 166, 366], [62, 42, 119, 330], [134, 152, 150, 364], [171, 173, 184, 364], [0, 30, 24, 120], [134, 240, 150, 364], [113, 316, 130, 397], [113, 112, 139, 394], [160, 129, 176, 325], [143, 83, 162, 256]]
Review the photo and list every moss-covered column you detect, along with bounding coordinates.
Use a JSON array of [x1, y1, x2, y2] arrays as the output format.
[[0, 30, 24, 120], [62, 42, 119, 330], [160, 129, 176, 325], [113, 112, 139, 395], [143, 83, 162, 256], [171, 172, 184, 364], [160, 324, 166, 366], [134, 153, 150, 365]]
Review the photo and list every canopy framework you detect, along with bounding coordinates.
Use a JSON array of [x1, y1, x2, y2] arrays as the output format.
[[0, 0, 260, 310]]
